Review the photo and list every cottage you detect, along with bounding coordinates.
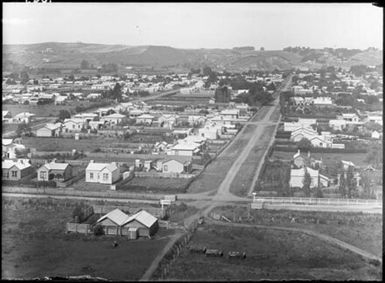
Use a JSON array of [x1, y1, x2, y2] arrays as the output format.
[[12, 112, 36, 124], [85, 161, 120, 184], [162, 157, 192, 174], [136, 114, 155, 125], [198, 124, 222, 140], [309, 136, 332, 148], [220, 109, 239, 119], [289, 167, 329, 189], [37, 161, 72, 181], [290, 127, 318, 142], [36, 123, 63, 137], [371, 130, 382, 139], [2, 159, 34, 181], [2, 111, 12, 123], [168, 142, 200, 156], [101, 113, 126, 125], [96, 208, 130, 235], [2, 139, 26, 159], [63, 118, 87, 132], [121, 210, 159, 238], [329, 119, 347, 131]]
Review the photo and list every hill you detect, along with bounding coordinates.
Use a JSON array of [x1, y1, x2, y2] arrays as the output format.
[[2, 42, 383, 73]]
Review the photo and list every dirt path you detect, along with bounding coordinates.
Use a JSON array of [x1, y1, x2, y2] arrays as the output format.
[[206, 219, 382, 262]]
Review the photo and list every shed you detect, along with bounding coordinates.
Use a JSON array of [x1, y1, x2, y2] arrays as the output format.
[[122, 210, 158, 237]]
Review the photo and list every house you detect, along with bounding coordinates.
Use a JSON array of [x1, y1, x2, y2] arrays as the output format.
[[73, 112, 98, 122], [54, 95, 68, 105], [371, 130, 382, 139], [162, 157, 192, 174], [36, 123, 63, 137], [2, 159, 34, 181], [37, 161, 72, 181], [12, 112, 36, 124], [313, 97, 333, 106], [339, 113, 360, 123], [101, 113, 126, 125], [290, 126, 318, 142], [198, 124, 222, 140], [89, 121, 106, 130], [220, 109, 239, 119], [329, 119, 347, 131], [121, 210, 159, 238], [136, 114, 154, 125], [96, 208, 130, 235], [129, 109, 144, 119], [168, 141, 201, 156], [2, 111, 12, 123], [341, 160, 355, 171], [309, 136, 332, 148], [85, 161, 120, 184], [63, 118, 87, 132], [292, 150, 310, 168], [289, 166, 329, 189], [2, 139, 26, 159]]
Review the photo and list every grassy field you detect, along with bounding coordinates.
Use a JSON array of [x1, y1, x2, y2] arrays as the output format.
[[187, 125, 256, 194], [120, 177, 193, 194], [3, 101, 107, 117], [229, 125, 276, 197], [165, 223, 381, 280], [211, 206, 383, 258], [1, 198, 174, 280]]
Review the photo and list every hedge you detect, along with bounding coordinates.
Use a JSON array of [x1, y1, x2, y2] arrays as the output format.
[[3, 179, 57, 188]]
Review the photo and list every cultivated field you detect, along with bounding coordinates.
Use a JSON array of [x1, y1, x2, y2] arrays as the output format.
[[187, 125, 256, 194], [120, 177, 193, 194], [229, 125, 276, 197], [165, 223, 381, 280], [3, 101, 107, 117], [1, 197, 174, 280], [211, 206, 383, 258]]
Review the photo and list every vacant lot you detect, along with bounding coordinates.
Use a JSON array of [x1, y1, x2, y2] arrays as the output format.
[[229, 125, 276, 197], [187, 125, 256, 194], [211, 206, 383, 258], [165, 224, 381, 280], [120, 177, 193, 194], [3, 101, 108, 117], [2, 198, 173, 280]]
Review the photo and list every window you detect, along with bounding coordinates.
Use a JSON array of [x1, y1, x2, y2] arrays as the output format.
[[90, 172, 94, 179], [164, 165, 168, 172], [103, 173, 108, 181], [11, 171, 17, 177], [40, 171, 47, 180]]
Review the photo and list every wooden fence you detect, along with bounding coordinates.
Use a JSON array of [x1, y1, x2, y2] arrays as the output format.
[[134, 171, 195, 179], [66, 223, 91, 234]]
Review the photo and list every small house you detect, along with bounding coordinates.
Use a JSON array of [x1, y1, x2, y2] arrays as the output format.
[[121, 210, 159, 238], [37, 161, 72, 181], [96, 208, 130, 235], [162, 157, 192, 174], [12, 112, 36, 124], [85, 161, 120, 184], [2, 159, 34, 181], [136, 114, 155, 125], [36, 123, 63, 137]]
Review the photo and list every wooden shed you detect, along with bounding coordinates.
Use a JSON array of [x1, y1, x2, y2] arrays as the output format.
[[122, 210, 159, 238]]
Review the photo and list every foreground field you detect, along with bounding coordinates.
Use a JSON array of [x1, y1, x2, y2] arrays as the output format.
[[120, 177, 193, 194], [187, 125, 256, 194], [1, 198, 174, 280], [229, 125, 276, 197], [211, 206, 383, 257], [165, 223, 381, 280]]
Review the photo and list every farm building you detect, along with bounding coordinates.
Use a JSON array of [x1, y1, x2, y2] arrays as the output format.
[[37, 161, 72, 181], [85, 161, 120, 184], [36, 123, 63, 137], [2, 159, 34, 181], [121, 210, 159, 238]]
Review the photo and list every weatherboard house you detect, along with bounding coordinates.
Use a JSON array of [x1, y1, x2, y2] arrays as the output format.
[[37, 161, 72, 181], [85, 161, 120, 184]]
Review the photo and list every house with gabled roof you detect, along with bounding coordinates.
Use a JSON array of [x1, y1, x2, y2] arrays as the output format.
[[162, 156, 192, 174], [37, 161, 72, 181], [121, 209, 159, 237], [2, 138, 26, 159], [36, 123, 63, 137], [85, 161, 120, 184], [2, 159, 34, 181]]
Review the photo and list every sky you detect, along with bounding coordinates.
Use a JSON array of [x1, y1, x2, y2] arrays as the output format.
[[2, 3, 383, 50]]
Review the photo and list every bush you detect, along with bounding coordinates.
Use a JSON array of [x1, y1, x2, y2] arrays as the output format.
[[93, 224, 104, 236]]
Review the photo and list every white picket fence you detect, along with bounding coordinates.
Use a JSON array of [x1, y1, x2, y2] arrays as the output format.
[[252, 197, 382, 206]]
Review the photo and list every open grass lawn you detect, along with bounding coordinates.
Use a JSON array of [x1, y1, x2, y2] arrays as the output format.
[[2, 199, 172, 280], [187, 125, 256, 194], [271, 150, 371, 168], [165, 223, 381, 281], [3, 102, 103, 117], [120, 177, 192, 194], [230, 125, 276, 197], [211, 206, 383, 258]]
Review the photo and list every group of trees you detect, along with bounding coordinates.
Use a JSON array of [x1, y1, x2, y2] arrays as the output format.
[[338, 166, 357, 198]]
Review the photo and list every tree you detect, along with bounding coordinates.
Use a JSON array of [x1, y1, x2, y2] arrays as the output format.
[[80, 59, 90, 69], [339, 173, 347, 197], [303, 171, 312, 197], [58, 110, 71, 121], [20, 71, 29, 84], [346, 166, 356, 198], [260, 47, 265, 51], [93, 224, 104, 236], [16, 123, 32, 137], [297, 138, 312, 151]]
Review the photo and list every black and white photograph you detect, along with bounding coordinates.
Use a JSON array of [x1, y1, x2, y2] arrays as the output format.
[[2, 2, 383, 281]]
